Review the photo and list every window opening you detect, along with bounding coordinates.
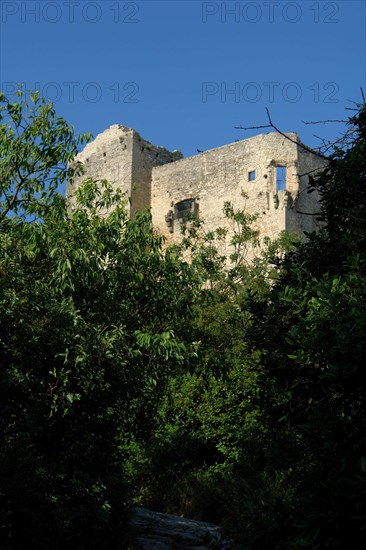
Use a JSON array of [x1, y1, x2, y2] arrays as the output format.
[[276, 166, 286, 191], [174, 199, 197, 222], [248, 170, 256, 182]]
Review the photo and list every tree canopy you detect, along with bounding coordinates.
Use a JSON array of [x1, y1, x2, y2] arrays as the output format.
[[0, 91, 200, 549], [1, 89, 365, 549]]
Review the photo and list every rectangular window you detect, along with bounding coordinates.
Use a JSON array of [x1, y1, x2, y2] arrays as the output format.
[[276, 166, 286, 191], [174, 199, 198, 223], [248, 170, 256, 182]]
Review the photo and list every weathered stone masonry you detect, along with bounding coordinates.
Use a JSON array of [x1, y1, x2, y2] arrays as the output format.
[[67, 125, 327, 250]]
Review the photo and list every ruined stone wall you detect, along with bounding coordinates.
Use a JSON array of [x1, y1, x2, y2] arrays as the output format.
[[67, 126, 326, 256], [130, 132, 182, 218], [66, 125, 182, 216], [67, 124, 135, 213], [151, 132, 305, 254], [291, 145, 328, 234]]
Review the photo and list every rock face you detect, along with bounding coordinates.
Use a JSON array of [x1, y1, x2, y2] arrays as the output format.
[[130, 507, 235, 549]]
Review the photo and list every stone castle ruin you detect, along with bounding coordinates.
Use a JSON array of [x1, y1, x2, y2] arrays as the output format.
[[67, 125, 327, 253]]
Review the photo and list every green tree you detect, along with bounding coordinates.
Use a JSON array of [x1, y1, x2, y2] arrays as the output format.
[[129, 102, 366, 550], [0, 89, 90, 224], [125, 199, 298, 533], [0, 91, 200, 549], [245, 102, 366, 548]]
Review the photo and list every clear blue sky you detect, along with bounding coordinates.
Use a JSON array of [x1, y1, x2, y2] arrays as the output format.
[[0, 0, 365, 158]]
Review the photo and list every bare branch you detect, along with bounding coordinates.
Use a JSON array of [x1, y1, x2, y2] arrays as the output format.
[[234, 123, 272, 131], [265, 108, 329, 160], [235, 108, 329, 160], [0, 176, 25, 223], [296, 210, 320, 216], [302, 119, 347, 125]]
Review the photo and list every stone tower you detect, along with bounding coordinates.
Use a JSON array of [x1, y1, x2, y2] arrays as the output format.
[[67, 124, 182, 218]]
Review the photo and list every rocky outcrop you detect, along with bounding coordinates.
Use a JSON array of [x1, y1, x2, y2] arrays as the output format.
[[130, 507, 236, 549]]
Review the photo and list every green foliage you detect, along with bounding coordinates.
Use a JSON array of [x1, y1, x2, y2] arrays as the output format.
[[3, 89, 365, 550], [0, 92, 200, 548], [0, 87, 91, 224], [124, 198, 297, 538], [246, 102, 366, 548], [127, 102, 366, 550], [178, 195, 298, 297]]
